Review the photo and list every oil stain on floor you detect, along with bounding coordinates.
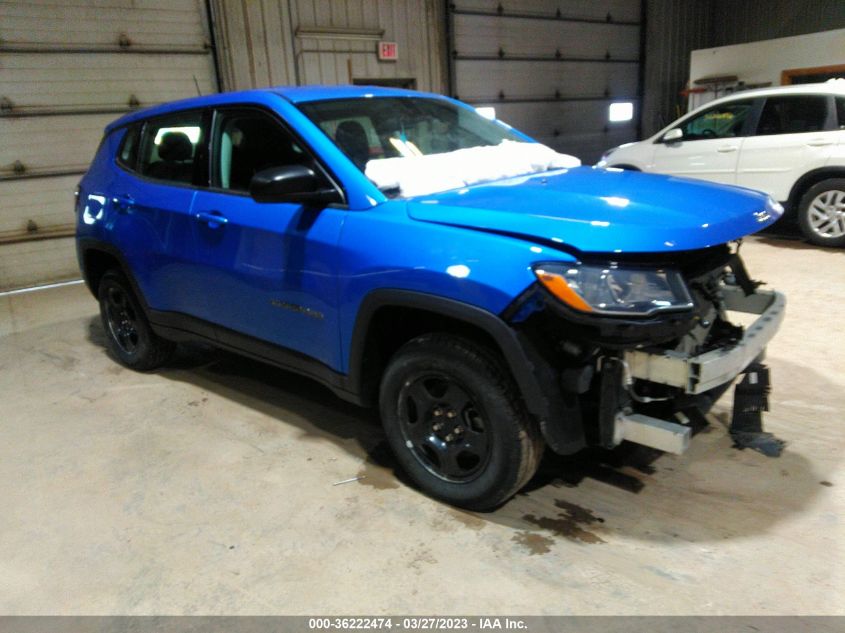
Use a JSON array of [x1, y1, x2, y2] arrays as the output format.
[[511, 531, 555, 555], [356, 441, 401, 490], [521, 499, 607, 545]]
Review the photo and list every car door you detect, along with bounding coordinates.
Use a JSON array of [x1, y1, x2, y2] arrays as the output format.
[[109, 109, 211, 316], [736, 94, 836, 201], [650, 98, 756, 185], [188, 106, 347, 368]]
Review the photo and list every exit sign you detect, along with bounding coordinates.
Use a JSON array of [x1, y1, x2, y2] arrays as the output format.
[[378, 41, 398, 61]]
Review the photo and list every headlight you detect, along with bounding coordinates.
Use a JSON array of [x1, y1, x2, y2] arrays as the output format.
[[597, 147, 618, 166], [534, 263, 694, 317]]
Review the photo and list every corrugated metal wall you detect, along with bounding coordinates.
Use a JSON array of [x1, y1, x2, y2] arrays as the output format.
[[640, 0, 712, 137], [210, 0, 446, 93], [210, 0, 298, 89], [712, 0, 845, 47]]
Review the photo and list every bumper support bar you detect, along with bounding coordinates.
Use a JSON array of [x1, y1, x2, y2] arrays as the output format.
[[623, 287, 786, 395]]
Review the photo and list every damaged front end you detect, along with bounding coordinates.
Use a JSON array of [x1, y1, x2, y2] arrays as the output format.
[[504, 242, 786, 458]]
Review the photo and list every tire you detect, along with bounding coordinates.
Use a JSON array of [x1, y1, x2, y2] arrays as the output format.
[[98, 270, 175, 371], [379, 333, 543, 511], [797, 178, 845, 247]]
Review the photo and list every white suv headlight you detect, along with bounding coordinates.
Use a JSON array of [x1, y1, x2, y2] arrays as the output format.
[[597, 147, 618, 167]]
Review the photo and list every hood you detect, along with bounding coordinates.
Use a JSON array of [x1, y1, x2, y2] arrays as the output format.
[[405, 166, 781, 254]]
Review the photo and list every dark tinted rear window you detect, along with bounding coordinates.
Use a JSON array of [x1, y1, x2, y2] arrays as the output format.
[[756, 96, 829, 135], [138, 111, 204, 185]]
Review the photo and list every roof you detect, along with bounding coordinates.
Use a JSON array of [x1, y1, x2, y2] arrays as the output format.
[[276, 84, 431, 102], [704, 81, 845, 104], [105, 85, 445, 132]]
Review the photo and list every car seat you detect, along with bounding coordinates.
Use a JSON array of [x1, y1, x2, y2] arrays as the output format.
[[334, 120, 370, 170], [147, 132, 194, 182]]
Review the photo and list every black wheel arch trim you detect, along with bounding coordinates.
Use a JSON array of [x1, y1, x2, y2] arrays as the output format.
[[78, 238, 150, 306], [348, 289, 564, 437], [788, 167, 845, 210]]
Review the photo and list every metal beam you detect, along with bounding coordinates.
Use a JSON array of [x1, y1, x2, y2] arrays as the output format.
[[0, 107, 137, 119], [0, 169, 87, 182], [0, 43, 211, 55], [462, 95, 640, 105], [294, 26, 385, 41], [455, 54, 639, 64], [452, 8, 640, 27], [0, 224, 75, 245]]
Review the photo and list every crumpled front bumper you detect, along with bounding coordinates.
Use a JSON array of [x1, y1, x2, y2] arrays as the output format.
[[623, 286, 786, 395]]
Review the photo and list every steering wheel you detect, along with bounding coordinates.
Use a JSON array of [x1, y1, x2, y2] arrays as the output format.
[[699, 128, 716, 139]]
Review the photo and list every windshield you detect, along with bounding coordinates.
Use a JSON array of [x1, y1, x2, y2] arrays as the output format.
[[299, 96, 580, 197], [298, 96, 526, 170]]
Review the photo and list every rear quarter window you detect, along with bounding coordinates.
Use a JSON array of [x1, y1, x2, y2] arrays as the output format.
[[116, 124, 142, 170], [137, 111, 204, 185]]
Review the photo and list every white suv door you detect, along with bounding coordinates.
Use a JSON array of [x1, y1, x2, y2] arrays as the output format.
[[737, 94, 835, 201], [650, 98, 756, 185]]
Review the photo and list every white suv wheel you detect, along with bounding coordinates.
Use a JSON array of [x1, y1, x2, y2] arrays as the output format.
[[798, 178, 845, 248], [807, 190, 845, 238]]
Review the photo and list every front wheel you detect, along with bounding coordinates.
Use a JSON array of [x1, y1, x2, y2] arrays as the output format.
[[797, 179, 845, 247], [379, 334, 543, 511]]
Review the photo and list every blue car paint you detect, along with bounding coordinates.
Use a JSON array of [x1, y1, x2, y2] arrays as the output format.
[[78, 85, 782, 377], [188, 188, 347, 368], [334, 203, 566, 371], [406, 166, 782, 253]]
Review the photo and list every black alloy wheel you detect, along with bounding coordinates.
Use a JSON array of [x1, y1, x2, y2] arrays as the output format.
[[97, 270, 175, 370], [397, 372, 491, 482], [379, 333, 543, 511], [104, 285, 140, 355]]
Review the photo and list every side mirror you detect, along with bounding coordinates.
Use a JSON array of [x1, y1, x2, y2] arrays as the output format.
[[249, 165, 342, 205], [662, 128, 683, 143]]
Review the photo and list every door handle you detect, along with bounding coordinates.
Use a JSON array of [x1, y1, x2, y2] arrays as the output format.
[[807, 139, 833, 147], [195, 211, 228, 227], [111, 194, 134, 213], [716, 145, 738, 153]]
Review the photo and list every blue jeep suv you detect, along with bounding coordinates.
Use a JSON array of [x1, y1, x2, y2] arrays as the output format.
[[76, 86, 786, 509]]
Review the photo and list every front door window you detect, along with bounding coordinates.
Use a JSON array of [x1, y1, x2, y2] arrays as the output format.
[[212, 110, 314, 192], [678, 100, 755, 141]]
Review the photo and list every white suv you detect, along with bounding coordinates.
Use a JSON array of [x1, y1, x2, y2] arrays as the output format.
[[599, 82, 845, 247]]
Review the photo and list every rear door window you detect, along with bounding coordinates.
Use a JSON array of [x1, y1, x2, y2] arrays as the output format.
[[754, 96, 830, 135], [138, 111, 204, 185]]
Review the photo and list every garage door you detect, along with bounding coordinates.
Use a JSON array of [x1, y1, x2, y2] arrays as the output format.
[[0, 0, 218, 291], [448, 0, 642, 164]]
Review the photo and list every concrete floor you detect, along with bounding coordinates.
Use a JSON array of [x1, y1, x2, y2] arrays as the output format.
[[0, 234, 842, 615]]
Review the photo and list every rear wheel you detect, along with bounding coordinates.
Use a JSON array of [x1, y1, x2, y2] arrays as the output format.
[[98, 270, 175, 370], [379, 334, 543, 511], [797, 179, 845, 247]]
